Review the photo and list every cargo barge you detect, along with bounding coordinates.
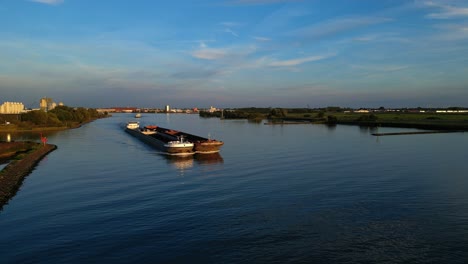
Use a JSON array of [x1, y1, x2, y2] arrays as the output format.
[[154, 126, 224, 154], [125, 122, 194, 155], [125, 122, 223, 155]]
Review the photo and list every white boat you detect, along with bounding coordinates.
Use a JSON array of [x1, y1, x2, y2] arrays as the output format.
[[135, 113, 142, 118], [127, 121, 139, 129]]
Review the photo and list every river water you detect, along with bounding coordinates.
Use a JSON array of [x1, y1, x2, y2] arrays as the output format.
[[1, 113, 467, 263]]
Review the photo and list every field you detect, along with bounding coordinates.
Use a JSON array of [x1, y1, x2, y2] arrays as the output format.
[[202, 108, 468, 130], [285, 111, 468, 130]]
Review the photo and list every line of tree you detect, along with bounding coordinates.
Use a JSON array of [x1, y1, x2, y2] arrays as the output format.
[[199, 107, 349, 122], [19, 106, 107, 128]]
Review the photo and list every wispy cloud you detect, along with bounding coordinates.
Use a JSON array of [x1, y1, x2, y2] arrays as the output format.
[[432, 23, 468, 40], [190, 42, 258, 62], [192, 47, 227, 60], [253, 36, 271, 41], [30, 0, 63, 5], [424, 1, 468, 19], [171, 69, 221, 79], [353, 36, 377, 42], [220, 22, 242, 27], [351, 33, 410, 43], [226, 0, 303, 5], [224, 28, 239, 37], [352, 64, 409, 73], [292, 16, 392, 40], [269, 54, 332, 67]]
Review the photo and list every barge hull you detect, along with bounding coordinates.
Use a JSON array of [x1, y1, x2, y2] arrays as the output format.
[[125, 128, 194, 155], [155, 127, 224, 154]]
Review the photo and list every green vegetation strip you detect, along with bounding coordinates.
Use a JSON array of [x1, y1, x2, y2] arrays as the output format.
[[200, 108, 468, 131], [0, 142, 57, 209], [0, 105, 108, 132], [372, 130, 464, 136]]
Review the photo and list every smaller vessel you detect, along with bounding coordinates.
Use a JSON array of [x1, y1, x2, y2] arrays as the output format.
[[125, 122, 194, 155], [127, 121, 139, 129], [135, 113, 142, 118]]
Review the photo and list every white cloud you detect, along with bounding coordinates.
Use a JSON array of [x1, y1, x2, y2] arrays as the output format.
[[226, 0, 303, 5], [351, 33, 410, 43], [220, 22, 242, 27], [253, 36, 271, 41], [192, 48, 227, 60], [225, 28, 239, 37], [30, 0, 63, 5], [424, 1, 468, 19], [432, 23, 468, 40], [191, 43, 257, 61], [292, 16, 392, 40], [353, 36, 376, 42], [269, 55, 332, 67]]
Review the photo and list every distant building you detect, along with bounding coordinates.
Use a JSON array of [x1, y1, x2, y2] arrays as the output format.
[[40, 97, 56, 111], [165, 105, 170, 112], [436, 109, 468, 113], [97, 108, 116, 113], [355, 109, 370, 113], [0, 101, 25, 114], [209, 106, 217, 113]]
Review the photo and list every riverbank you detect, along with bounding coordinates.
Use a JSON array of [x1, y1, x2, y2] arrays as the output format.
[[279, 112, 468, 130], [201, 109, 468, 131], [0, 118, 101, 133], [0, 142, 57, 209], [0, 126, 69, 133]]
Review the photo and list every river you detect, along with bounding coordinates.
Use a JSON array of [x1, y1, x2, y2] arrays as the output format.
[[1, 113, 468, 263]]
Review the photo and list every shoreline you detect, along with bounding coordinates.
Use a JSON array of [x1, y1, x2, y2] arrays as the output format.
[[0, 123, 83, 133], [0, 142, 57, 209], [262, 120, 468, 131], [0, 116, 108, 133], [336, 121, 468, 131]]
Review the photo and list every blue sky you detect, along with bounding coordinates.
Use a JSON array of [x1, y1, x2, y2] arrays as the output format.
[[1, 0, 468, 108]]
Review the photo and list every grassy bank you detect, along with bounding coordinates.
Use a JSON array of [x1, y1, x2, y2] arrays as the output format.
[[0, 105, 108, 132], [0, 125, 69, 132], [0, 142, 57, 209], [325, 112, 468, 130], [202, 108, 468, 130]]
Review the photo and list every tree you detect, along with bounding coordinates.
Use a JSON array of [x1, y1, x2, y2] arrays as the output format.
[[327, 115, 338, 124], [21, 110, 48, 125]]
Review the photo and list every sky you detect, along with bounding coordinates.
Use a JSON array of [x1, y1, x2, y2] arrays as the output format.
[[1, 0, 468, 108]]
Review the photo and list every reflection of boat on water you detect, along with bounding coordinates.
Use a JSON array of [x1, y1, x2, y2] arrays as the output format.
[[164, 152, 223, 169], [195, 152, 224, 165], [125, 121, 194, 155], [164, 155, 194, 170]]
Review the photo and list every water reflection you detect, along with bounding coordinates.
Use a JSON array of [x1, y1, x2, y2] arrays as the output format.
[[247, 119, 263, 124], [195, 153, 224, 165], [165, 155, 194, 170], [326, 124, 337, 132], [164, 153, 224, 171], [358, 126, 379, 135], [0, 131, 59, 142]]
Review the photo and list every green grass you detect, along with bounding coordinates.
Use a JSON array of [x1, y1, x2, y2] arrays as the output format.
[[282, 111, 468, 129]]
